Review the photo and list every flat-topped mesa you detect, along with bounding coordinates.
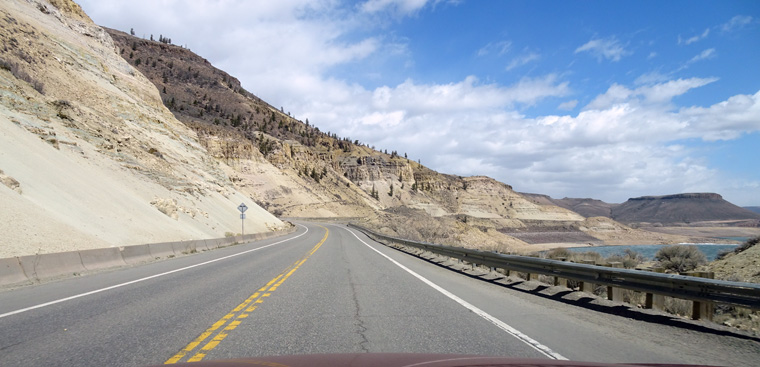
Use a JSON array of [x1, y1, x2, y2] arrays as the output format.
[[629, 193, 723, 201], [613, 192, 760, 224]]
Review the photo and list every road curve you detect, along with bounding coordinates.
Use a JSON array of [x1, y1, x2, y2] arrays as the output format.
[[0, 222, 757, 366]]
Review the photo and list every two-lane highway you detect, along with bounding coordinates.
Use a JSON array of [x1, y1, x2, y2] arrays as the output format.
[[1, 222, 758, 366]]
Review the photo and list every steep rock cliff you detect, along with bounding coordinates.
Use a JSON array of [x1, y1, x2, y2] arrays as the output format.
[[0, 0, 282, 258]]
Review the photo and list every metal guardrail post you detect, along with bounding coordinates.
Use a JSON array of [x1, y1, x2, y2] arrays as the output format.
[[644, 267, 665, 310], [607, 262, 624, 301], [527, 254, 540, 281], [687, 271, 715, 321], [497, 267, 510, 277], [554, 257, 568, 287], [579, 259, 597, 293]]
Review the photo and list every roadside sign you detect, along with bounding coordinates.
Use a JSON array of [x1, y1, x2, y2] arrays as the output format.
[[238, 203, 248, 236]]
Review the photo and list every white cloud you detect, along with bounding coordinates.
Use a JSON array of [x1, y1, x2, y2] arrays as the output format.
[[360, 0, 448, 16], [575, 36, 631, 62], [477, 41, 512, 57], [680, 91, 760, 141], [585, 77, 718, 110], [360, 74, 569, 116], [689, 48, 716, 63], [557, 100, 578, 111], [679, 28, 710, 45], [357, 110, 406, 127], [635, 71, 669, 85], [721, 15, 753, 33], [505, 52, 540, 71]]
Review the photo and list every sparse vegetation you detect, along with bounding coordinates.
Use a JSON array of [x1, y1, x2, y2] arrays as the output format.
[[606, 249, 644, 269], [663, 297, 692, 317], [0, 58, 45, 94], [733, 236, 759, 254], [147, 147, 164, 159], [654, 244, 707, 273]]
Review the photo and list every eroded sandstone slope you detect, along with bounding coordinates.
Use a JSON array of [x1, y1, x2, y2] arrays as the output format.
[[0, 0, 283, 257], [104, 19, 695, 251]]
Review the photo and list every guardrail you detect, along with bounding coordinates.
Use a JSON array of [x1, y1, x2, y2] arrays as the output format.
[[348, 224, 760, 320]]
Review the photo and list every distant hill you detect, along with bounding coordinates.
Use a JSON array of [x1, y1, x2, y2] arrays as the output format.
[[745, 207, 760, 215], [610, 193, 760, 225], [520, 193, 617, 218]]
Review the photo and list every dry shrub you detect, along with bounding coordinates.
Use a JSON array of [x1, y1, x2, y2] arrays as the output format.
[[572, 251, 603, 263], [607, 249, 644, 268], [0, 58, 44, 94], [664, 297, 692, 317], [602, 288, 645, 305], [654, 245, 706, 273], [566, 279, 580, 290], [621, 289, 645, 305], [545, 247, 572, 260], [538, 274, 555, 284]]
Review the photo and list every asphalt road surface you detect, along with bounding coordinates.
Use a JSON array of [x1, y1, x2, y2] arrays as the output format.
[[1, 222, 758, 366]]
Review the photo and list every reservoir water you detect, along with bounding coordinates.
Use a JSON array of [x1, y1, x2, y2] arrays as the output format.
[[563, 243, 740, 261]]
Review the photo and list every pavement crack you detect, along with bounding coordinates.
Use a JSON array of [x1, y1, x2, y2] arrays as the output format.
[[346, 260, 370, 353]]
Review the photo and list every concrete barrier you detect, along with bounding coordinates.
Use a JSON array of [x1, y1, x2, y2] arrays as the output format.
[[148, 242, 177, 259], [0, 227, 296, 285], [195, 239, 210, 252], [171, 240, 195, 255], [219, 237, 236, 247], [120, 244, 153, 265], [204, 238, 221, 250], [18, 252, 86, 281], [0, 257, 28, 286], [80, 247, 126, 271]]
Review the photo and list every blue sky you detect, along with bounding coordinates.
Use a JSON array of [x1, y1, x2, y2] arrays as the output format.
[[78, 0, 760, 206]]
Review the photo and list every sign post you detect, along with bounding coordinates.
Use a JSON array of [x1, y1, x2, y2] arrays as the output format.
[[237, 203, 248, 236]]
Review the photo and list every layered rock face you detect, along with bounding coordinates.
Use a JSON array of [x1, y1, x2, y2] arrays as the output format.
[[106, 25, 584, 228], [99, 4, 693, 250], [0, 0, 283, 257]]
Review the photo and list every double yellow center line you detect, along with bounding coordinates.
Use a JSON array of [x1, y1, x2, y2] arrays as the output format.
[[165, 227, 328, 364]]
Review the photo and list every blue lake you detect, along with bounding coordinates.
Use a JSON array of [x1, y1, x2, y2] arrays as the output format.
[[563, 244, 739, 261]]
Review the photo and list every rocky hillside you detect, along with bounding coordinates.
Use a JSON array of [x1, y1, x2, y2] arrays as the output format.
[[0, 0, 689, 258], [107, 26, 620, 251], [520, 193, 617, 218], [707, 238, 760, 283], [611, 193, 760, 226], [0, 0, 284, 258]]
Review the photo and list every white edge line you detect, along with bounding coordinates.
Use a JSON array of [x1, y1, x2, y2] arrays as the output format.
[[0, 225, 309, 319], [345, 227, 567, 361]]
